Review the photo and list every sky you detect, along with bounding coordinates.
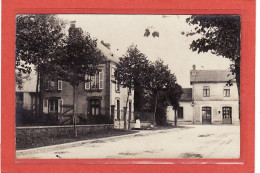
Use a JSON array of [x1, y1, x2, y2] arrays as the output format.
[[18, 14, 233, 91], [58, 14, 232, 88]]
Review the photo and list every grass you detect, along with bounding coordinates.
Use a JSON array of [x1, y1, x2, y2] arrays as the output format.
[[16, 129, 137, 150]]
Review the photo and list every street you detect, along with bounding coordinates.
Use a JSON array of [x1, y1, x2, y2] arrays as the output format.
[[16, 125, 240, 159]]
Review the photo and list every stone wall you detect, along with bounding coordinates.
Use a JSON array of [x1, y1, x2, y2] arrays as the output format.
[[16, 124, 114, 140]]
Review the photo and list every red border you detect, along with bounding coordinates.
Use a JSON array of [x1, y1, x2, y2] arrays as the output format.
[[2, 0, 255, 172]]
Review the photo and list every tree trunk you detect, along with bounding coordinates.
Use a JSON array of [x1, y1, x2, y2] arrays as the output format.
[[124, 87, 130, 130], [174, 109, 177, 127], [153, 93, 158, 125], [35, 67, 40, 118], [72, 85, 77, 137], [39, 72, 43, 119]]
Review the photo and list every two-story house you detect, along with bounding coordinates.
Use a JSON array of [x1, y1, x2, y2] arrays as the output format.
[[167, 65, 239, 125], [42, 25, 134, 128]]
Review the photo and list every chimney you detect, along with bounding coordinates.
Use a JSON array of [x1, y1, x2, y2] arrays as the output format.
[[191, 64, 196, 76], [70, 21, 76, 28], [192, 64, 196, 70]]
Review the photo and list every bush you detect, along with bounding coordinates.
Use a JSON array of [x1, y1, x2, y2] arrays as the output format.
[[16, 109, 36, 126], [86, 115, 113, 124]]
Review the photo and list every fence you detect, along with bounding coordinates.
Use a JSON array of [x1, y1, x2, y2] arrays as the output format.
[[134, 111, 154, 122]]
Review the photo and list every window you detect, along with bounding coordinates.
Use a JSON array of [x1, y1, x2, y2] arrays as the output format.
[[91, 73, 99, 89], [44, 78, 59, 91], [224, 89, 230, 97], [203, 86, 210, 97], [85, 71, 103, 90], [177, 107, 183, 119], [44, 99, 48, 107], [99, 71, 103, 89], [90, 99, 100, 116]]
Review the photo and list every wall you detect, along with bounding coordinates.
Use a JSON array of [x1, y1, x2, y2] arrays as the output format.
[[193, 100, 239, 124], [193, 82, 238, 101], [42, 61, 135, 125], [166, 102, 193, 125], [23, 93, 33, 110], [16, 124, 114, 141], [42, 63, 110, 118], [192, 82, 239, 124], [110, 62, 135, 122]]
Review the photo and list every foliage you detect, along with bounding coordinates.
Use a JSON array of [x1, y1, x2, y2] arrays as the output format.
[[114, 45, 151, 91], [184, 15, 241, 90], [16, 14, 66, 75], [115, 46, 183, 125], [147, 59, 183, 125], [15, 70, 30, 90], [148, 59, 173, 94], [16, 14, 67, 117], [55, 26, 103, 86]]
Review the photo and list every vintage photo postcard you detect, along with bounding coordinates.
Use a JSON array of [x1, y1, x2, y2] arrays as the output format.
[[15, 14, 241, 159]]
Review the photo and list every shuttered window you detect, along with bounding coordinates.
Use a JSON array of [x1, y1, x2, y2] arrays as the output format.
[[85, 74, 90, 90], [58, 80, 62, 90]]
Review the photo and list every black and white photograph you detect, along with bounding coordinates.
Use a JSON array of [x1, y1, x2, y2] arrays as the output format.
[[15, 14, 240, 159]]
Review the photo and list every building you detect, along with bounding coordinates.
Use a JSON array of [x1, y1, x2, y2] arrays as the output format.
[[16, 73, 38, 125], [41, 40, 134, 128], [167, 65, 239, 125]]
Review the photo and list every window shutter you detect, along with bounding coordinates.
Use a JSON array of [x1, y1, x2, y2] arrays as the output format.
[[58, 80, 62, 90], [58, 99, 63, 113], [43, 99, 48, 113], [85, 74, 90, 90], [99, 71, 103, 89]]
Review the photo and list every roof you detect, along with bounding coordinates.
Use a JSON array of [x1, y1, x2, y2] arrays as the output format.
[[97, 42, 119, 63], [180, 88, 192, 101], [190, 70, 236, 83]]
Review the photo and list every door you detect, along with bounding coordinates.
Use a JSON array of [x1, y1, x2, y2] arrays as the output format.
[[202, 107, 212, 124], [222, 107, 232, 124]]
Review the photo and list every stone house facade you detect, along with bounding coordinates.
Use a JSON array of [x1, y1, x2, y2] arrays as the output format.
[[167, 65, 239, 125], [41, 42, 134, 128]]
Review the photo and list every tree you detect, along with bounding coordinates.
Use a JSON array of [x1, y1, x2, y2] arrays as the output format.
[[167, 81, 183, 126], [114, 45, 151, 129], [184, 15, 241, 96], [148, 59, 180, 125], [16, 14, 66, 117], [56, 26, 103, 137], [15, 70, 30, 90]]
